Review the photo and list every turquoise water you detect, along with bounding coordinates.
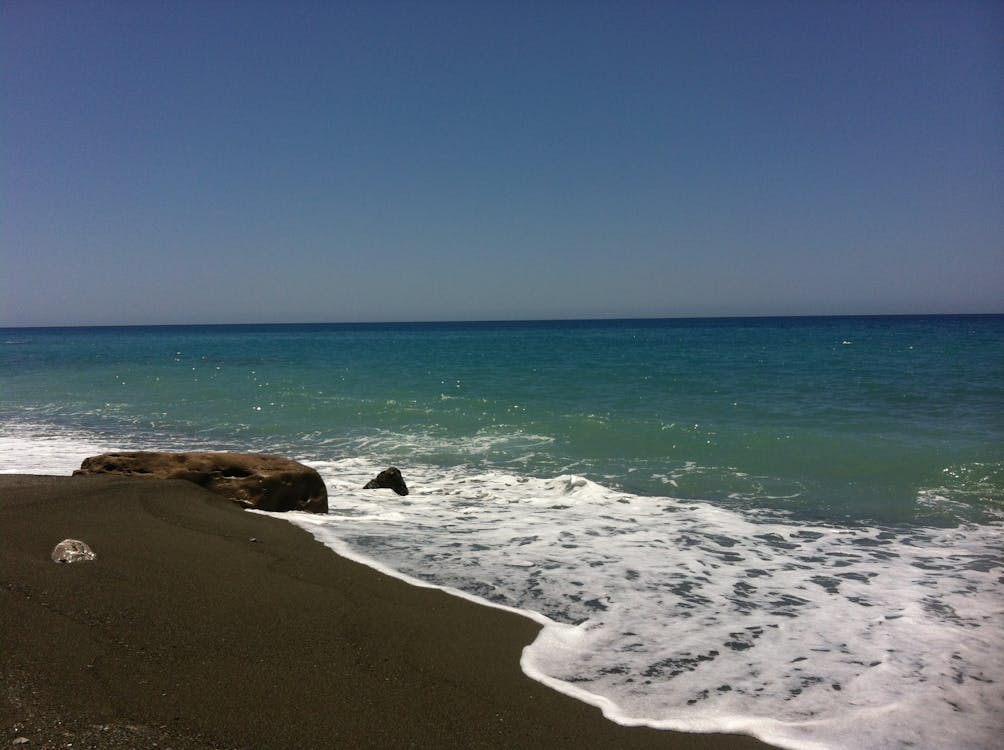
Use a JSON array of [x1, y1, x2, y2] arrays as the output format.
[[3, 316, 1001, 525], [2, 315, 1003, 750]]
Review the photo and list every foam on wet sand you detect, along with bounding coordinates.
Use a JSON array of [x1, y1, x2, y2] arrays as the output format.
[[0, 474, 773, 750]]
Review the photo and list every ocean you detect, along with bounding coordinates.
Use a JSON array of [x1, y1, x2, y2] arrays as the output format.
[[1, 315, 1001, 750]]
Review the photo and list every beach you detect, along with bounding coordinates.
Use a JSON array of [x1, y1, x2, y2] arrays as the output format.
[[1, 474, 774, 750], [3, 317, 1001, 749]]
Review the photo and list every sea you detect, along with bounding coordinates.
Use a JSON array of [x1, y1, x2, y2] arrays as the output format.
[[1, 315, 1001, 750]]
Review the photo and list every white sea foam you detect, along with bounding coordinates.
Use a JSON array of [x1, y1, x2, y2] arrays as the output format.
[[3, 424, 1001, 750], [291, 458, 1004, 750], [0, 422, 123, 474]]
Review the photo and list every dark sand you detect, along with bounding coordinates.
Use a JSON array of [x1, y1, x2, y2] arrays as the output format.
[[1, 474, 776, 749]]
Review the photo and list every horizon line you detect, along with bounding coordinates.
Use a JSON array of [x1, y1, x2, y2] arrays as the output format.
[[3, 311, 1003, 331]]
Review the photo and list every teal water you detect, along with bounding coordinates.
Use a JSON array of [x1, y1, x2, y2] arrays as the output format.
[[2, 315, 1003, 750], [2, 316, 1001, 525]]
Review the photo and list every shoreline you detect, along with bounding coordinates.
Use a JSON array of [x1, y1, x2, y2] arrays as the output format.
[[1, 474, 776, 749]]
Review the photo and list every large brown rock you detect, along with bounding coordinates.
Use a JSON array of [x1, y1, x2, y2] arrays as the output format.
[[74, 451, 328, 513]]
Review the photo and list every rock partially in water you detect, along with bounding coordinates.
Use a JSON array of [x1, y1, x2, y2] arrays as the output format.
[[51, 539, 96, 564], [363, 467, 409, 496], [74, 451, 329, 513]]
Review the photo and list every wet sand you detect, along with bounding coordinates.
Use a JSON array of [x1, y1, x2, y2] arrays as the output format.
[[1, 474, 776, 749]]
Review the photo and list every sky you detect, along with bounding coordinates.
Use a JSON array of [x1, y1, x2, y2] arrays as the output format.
[[2, 0, 1002, 326]]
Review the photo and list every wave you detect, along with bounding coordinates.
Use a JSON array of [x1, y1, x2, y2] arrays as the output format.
[[2, 422, 1001, 750], [287, 458, 1004, 750]]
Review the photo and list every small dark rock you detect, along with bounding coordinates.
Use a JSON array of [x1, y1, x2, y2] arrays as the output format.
[[363, 467, 409, 496]]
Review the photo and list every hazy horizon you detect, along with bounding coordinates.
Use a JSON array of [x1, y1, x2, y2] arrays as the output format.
[[4, 311, 1003, 332]]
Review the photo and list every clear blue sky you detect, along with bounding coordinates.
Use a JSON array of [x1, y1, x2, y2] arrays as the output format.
[[3, 0, 1002, 326]]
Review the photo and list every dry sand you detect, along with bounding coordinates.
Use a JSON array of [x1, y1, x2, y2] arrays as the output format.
[[1, 474, 775, 749]]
